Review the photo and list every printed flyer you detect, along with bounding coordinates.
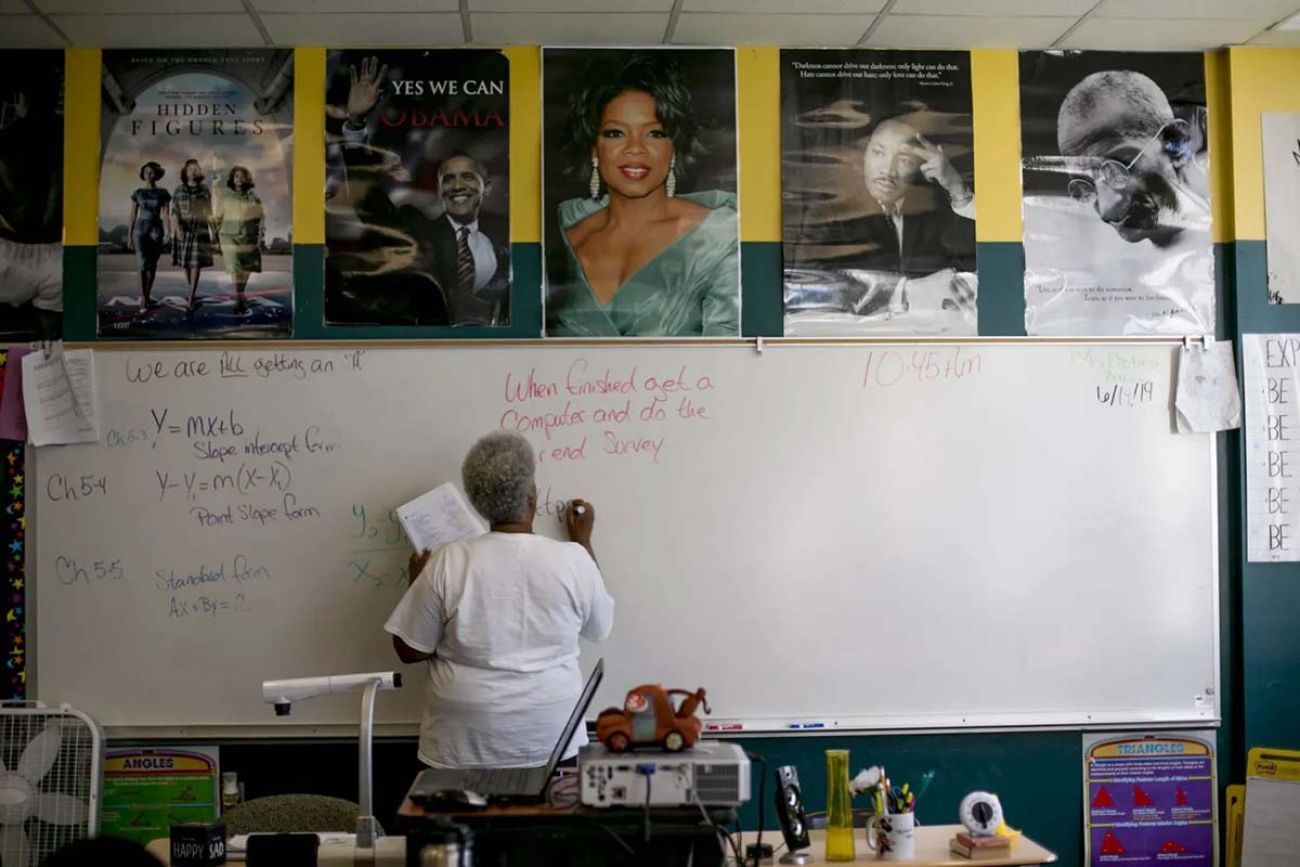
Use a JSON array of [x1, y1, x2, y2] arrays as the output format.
[[100, 747, 220, 845], [1083, 732, 1216, 866]]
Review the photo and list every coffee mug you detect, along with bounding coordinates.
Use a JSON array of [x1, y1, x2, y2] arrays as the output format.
[[866, 811, 916, 860]]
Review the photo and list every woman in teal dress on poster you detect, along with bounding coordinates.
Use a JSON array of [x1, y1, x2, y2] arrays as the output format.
[[547, 53, 739, 337]]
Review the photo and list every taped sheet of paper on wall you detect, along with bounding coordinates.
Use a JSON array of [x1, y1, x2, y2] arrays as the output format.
[[22, 347, 98, 446], [1262, 113, 1300, 304], [1176, 340, 1241, 433], [1243, 335, 1300, 561]]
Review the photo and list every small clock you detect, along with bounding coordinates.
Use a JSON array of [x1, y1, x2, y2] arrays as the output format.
[[958, 791, 1004, 837]]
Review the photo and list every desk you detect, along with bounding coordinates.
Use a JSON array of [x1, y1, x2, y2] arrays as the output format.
[[737, 826, 1057, 866], [398, 792, 738, 866]]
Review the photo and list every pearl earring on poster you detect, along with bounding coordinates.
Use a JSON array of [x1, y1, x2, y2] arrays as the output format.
[[590, 156, 601, 199], [666, 155, 677, 198]]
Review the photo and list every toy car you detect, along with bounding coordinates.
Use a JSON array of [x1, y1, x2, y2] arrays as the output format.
[[596, 684, 710, 753]]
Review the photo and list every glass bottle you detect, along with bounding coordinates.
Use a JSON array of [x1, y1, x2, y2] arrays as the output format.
[[825, 749, 855, 861], [221, 772, 242, 813]]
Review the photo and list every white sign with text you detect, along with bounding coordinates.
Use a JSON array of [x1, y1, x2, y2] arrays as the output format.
[[1245, 334, 1300, 560]]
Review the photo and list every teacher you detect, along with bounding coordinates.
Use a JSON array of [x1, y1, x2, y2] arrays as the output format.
[[385, 432, 613, 769]]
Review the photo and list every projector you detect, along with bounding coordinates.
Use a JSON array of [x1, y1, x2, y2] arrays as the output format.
[[579, 741, 750, 808]]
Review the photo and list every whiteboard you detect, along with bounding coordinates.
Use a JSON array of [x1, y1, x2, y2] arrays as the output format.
[[32, 343, 1219, 733]]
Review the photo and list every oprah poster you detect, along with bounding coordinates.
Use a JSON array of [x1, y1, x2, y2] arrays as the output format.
[[98, 50, 294, 339], [542, 48, 740, 338]]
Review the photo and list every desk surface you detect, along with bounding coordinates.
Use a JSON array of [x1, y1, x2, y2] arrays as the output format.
[[737, 826, 1057, 866]]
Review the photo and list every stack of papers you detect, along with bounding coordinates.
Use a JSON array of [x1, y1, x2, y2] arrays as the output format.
[[395, 482, 487, 553], [21, 347, 98, 446]]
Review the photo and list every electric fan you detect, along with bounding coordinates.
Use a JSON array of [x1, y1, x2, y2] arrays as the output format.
[[0, 702, 101, 867]]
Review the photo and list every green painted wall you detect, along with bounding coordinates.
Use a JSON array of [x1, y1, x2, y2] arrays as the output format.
[[1231, 240, 1300, 754]]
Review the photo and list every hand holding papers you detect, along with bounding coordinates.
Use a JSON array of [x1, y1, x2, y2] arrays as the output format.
[[396, 483, 486, 556]]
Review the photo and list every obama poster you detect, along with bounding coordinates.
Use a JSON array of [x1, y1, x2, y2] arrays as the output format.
[[1021, 51, 1213, 336]]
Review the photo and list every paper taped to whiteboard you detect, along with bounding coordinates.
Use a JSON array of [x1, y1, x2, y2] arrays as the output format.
[[22, 347, 98, 446], [1175, 340, 1241, 433]]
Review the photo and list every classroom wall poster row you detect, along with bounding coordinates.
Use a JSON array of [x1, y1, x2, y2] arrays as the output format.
[[0, 47, 1224, 341]]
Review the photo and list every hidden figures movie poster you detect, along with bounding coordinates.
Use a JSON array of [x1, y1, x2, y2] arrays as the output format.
[[98, 50, 294, 339], [324, 49, 511, 328]]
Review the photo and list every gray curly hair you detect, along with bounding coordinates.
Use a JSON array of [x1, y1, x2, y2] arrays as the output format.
[[462, 432, 536, 524]]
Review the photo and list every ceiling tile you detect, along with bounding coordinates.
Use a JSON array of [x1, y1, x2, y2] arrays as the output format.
[[263, 12, 464, 44], [0, 15, 65, 46], [0, 0, 30, 12], [53, 13, 264, 46], [681, 0, 884, 12], [37, 0, 243, 11], [673, 12, 874, 45], [472, 0, 671, 10], [1096, 0, 1300, 21], [865, 14, 1073, 48], [891, 0, 1093, 14], [252, 0, 456, 11], [1059, 16, 1263, 49], [471, 12, 668, 43]]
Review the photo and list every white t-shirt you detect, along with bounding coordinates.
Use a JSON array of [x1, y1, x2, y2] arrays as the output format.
[[384, 532, 614, 769]]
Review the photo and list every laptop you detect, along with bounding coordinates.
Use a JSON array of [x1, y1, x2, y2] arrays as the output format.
[[409, 658, 604, 804]]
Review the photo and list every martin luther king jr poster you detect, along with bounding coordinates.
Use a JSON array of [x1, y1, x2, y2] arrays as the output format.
[[781, 49, 977, 337], [1020, 51, 1213, 336]]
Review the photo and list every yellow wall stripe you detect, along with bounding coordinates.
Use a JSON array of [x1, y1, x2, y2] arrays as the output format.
[[1204, 50, 1233, 244], [63, 49, 101, 248], [1227, 47, 1300, 242], [506, 46, 541, 245], [292, 48, 326, 246], [970, 49, 1021, 244], [736, 47, 780, 244]]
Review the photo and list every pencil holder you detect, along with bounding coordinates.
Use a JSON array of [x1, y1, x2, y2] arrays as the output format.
[[868, 811, 916, 860]]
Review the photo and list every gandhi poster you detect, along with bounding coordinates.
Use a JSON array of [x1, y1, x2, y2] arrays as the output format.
[[0, 51, 64, 340], [324, 50, 510, 327], [1263, 113, 1300, 305], [781, 49, 976, 336], [1021, 51, 1213, 336], [542, 48, 740, 338], [98, 50, 294, 338]]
